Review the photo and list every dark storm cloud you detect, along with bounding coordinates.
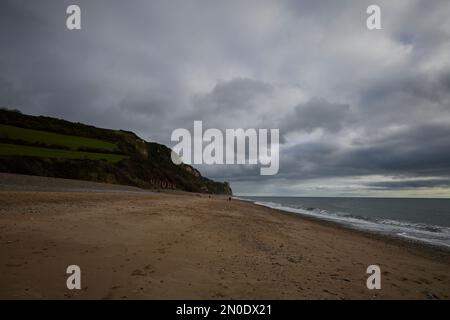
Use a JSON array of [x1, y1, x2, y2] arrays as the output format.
[[187, 78, 275, 129], [270, 121, 450, 183], [1, 0, 450, 195], [194, 78, 273, 113], [337, 123, 450, 175], [282, 98, 351, 134], [359, 69, 450, 116], [366, 179, 450, 190]]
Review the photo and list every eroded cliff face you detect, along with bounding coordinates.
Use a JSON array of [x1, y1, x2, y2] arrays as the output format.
[[0, 109, 232, 195]]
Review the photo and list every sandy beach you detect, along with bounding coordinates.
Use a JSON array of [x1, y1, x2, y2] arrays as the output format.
[[0, 175, 449, 299]]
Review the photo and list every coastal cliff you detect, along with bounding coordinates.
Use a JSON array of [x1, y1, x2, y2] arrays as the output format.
[[0, 109, 232, 195]]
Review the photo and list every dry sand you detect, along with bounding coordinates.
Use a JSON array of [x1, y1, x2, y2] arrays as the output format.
[[0, 177, 449, 299]]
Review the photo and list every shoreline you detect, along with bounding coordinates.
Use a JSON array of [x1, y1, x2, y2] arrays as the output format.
[[236, 196, 450, 252], [241, 198, 450, 257], [0, 177, 449, 299]]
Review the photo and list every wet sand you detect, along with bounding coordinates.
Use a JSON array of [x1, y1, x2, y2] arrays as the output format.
[[0, 179, 449, 299]]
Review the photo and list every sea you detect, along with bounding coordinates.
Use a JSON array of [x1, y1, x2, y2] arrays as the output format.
[[238, 196, 450, 249]]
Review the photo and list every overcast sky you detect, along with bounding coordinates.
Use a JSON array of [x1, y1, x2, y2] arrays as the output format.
[[1, 0, 450, 197]]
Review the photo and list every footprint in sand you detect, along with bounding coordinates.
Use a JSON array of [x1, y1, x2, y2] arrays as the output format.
[[157, 248, 167, 254], [144, 264, 154, 273], [286, 255, 302, 264], [6, 263, 23, 267], [131, 269, 146, 276]]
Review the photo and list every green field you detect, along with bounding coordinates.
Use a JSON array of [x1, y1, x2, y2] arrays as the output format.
[[0, 124, 118, 152], [0, 143, 127, 163]]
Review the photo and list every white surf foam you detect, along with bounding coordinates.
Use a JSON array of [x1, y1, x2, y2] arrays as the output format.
[[244, 199, 450, 249]]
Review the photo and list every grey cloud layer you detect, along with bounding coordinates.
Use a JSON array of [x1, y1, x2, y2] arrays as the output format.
[[1, 0, 449, 195]]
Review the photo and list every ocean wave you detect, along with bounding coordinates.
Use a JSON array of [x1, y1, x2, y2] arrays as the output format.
[[245, 199, 450, 249]]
